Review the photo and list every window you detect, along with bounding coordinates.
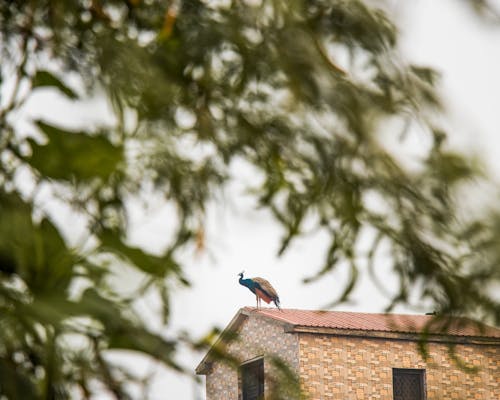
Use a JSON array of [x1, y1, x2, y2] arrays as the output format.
[[393, 368, 426, 400], [240, 358, 264, 400]]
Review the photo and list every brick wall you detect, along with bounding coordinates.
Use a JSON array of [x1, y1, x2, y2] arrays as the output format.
[[205, 314, 300, 400], [299, 334, 500, 400]]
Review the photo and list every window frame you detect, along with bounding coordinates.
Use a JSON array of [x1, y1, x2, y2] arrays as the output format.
[[392, 368, 427, 400], [239, 357, 265, 400]]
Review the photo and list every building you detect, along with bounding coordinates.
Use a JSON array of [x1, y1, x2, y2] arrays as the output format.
[[196, 307, 500, 399]]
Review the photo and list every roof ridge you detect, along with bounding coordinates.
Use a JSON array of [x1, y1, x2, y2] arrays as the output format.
[[247, 306, 433, 317]]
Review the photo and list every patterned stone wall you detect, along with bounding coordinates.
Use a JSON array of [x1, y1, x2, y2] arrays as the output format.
[[205, 313, 300, 400], [299, 334, 500, 400], [203, 312, 499, 399]]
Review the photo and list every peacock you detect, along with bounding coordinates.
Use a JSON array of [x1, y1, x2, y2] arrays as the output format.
[[238, 271, 281, 310]]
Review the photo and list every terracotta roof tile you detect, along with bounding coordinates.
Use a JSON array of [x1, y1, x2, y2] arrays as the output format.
[[243, 307, 500, 338]]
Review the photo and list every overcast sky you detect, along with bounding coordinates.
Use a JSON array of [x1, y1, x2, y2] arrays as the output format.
[[16, 0, 500, 398], [153, 1, 500, 398]]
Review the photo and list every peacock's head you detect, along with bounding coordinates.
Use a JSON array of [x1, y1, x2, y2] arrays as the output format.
[[238, 270, 245, 278]]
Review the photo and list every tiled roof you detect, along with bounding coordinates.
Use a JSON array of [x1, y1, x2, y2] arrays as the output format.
[[243, 307, 500, 338], [196, 308, 500, 374]]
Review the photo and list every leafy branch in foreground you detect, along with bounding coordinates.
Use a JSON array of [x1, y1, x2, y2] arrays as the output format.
[[0, 0, 499, 397]]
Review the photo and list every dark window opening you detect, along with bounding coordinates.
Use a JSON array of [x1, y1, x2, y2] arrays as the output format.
[[393, 368, 426, 400], [240, 358, 264, 400]]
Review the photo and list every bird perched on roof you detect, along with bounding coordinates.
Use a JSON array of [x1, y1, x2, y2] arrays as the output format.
[[238, 271, 281, 310]]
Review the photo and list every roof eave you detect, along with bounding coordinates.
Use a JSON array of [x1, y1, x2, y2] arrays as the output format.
[[287, 325, 500, 345], [195, 308, 250, 375]]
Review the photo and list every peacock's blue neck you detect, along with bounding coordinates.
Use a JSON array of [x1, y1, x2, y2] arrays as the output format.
[[239, 277, 257, 291]]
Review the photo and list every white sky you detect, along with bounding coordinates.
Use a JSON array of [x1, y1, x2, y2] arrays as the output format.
[[11, 0, 500, 398], [140, 1, 500, 398]]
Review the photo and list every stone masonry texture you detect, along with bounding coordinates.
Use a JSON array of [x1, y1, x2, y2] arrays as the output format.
[[203, 313, 499, 399], [205, 314, 300, 400], [299, 334, 499, 400]]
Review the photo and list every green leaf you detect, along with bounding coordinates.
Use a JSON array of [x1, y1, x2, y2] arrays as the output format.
[[28, 121, 122, 182], [33, 219, 76, 292], [0, 191, 76, 294], [0, 358, 39, 400], [410, 65, 440, 85], [99, 229, 180, 277], [32, 70, 78, 99], [157, 280, 171, 325], [108, 326, 180, 369], [75, 288, 180, 369]]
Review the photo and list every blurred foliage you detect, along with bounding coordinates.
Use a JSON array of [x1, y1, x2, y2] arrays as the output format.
[[0, 0, 499, 398], [465, 0, 500, 22]]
